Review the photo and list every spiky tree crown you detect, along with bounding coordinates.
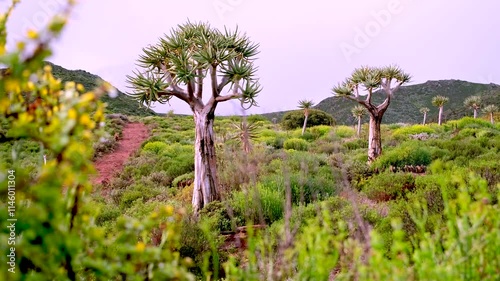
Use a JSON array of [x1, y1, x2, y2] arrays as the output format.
[[332, 65, 411, 99], [464, 95, 481, 109], [482, 104, 498, 114], [351, 105, 366, 117], [419, 107, 430, 114], [432, 95, 449, 107], [127, 21, 261, 109]]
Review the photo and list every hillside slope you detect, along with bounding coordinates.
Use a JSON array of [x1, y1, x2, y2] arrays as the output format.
[[264, 80, 500, 125], [47, 62, 156, 117]]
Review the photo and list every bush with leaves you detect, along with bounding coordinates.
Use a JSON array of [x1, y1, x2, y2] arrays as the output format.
[[0, 2, 194, 280], [281, 109, 335, 130]]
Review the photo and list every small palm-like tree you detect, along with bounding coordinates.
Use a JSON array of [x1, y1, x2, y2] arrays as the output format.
[[298, 99, 314, 135], [351, 105, 365, 137], [231, 119, 260, 153], [464, 95, 481, 118], [432, 95, 449, 125], [419, 107, 430, 125], [482, 104, 498, 124]]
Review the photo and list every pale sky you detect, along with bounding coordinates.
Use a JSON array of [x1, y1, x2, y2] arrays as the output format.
[[4, 0, 500, 115]]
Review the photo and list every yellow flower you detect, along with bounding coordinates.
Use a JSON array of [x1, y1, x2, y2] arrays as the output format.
[[44, 65, 52, 73], [26, 81, 35, 91], [80, 114, 94, 129], [135, 242, 146, 252], [27, 29, 38, 39], [5, 79, 21, 93], [68, 108, 77, 120], [76, 84, 85, 92], [80, 92, 95, 103], [164, 205, 174, 216], [65, 81, 75, 90]]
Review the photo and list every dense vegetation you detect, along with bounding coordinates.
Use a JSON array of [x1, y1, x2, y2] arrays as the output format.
[[84, 114, 500, 279], [1, 1, 499, 280]]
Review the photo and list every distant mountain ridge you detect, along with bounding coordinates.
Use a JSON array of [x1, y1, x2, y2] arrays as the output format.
[[263, 80, 500, 125], [46, 62, 156, 117]]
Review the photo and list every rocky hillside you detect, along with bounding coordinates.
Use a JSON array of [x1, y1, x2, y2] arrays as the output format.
[[47, 62, 156, 117], [264, 80, 500, 125]]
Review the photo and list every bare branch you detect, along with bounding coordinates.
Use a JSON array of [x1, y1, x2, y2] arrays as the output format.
[[354, 84, 360, 98], [210, 65, 219, 98], [157, 89, 190, 103], [365, 88, 373, 104], [196, 68, 204, 99], [215, 93, 240, 102]]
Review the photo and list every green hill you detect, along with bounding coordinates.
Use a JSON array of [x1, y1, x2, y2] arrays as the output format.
[[264, 80, 500, 125], [46, 62, 156, 117]]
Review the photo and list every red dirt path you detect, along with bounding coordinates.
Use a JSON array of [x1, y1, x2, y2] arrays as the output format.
[[92, 122, 149, 185]]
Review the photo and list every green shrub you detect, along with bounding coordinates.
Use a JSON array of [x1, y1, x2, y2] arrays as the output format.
[[259, 172, 337, 205], [333, 125, 355, 138], [308, 125, 333, 140], [285, 150, 329, 172], [230, 184, 284, 225], [284, 138, 309, 151], [360, 172, 415, 202], [281, 109, 335, 130], [455, 116, 493, 129], [372, 141, 432, 170], [172, 172, 195, 188], [247, 114, 269, 123], [199, 201, 242, 232], [146, 171, 174, 187], [95, 203, 121, 227], [391, 125, 435, 140], [142, 141, 168, 155], [309, 140, 341, 154], [343, 138, 368, 150], [120, 190, 144, 209]]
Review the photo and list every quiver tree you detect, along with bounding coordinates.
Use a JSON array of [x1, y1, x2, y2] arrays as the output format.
[[231, 118, 260, 153], [127, 22, 261, 212], [432, 95, 449, 125], [298, 99, 314, 135], [419, 107, 430, 125], [351, 105, 366, 137], [482, 104, 498, 124], [464, 95, 481, 118], [332, 65, 411, 162]]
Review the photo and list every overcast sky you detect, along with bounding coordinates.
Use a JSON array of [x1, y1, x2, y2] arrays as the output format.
[[4, 0, 500, 115]]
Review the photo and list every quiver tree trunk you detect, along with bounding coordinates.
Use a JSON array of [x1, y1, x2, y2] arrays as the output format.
[[192, 109, 219, 213], [438, 106, 443, 125], [301, 114, 309, 135], [422, 112, 427, 125], [368, 114, 382, 162], [473, 109, 477, 119], [357, 117, 362, 137]]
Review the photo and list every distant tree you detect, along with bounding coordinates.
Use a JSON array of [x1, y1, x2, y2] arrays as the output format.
[[351, 105, 365, 137], [332, 65, 411, 162], [231, 118, 260, 153], [281, 109, 335, 130], [464, 95, 481, 118], [127, 22, 261, 212], [419, 107, 430, 125], [298, 99, 314, 135], [432, 95, 449, 125], [482, 104, 498, 124]]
